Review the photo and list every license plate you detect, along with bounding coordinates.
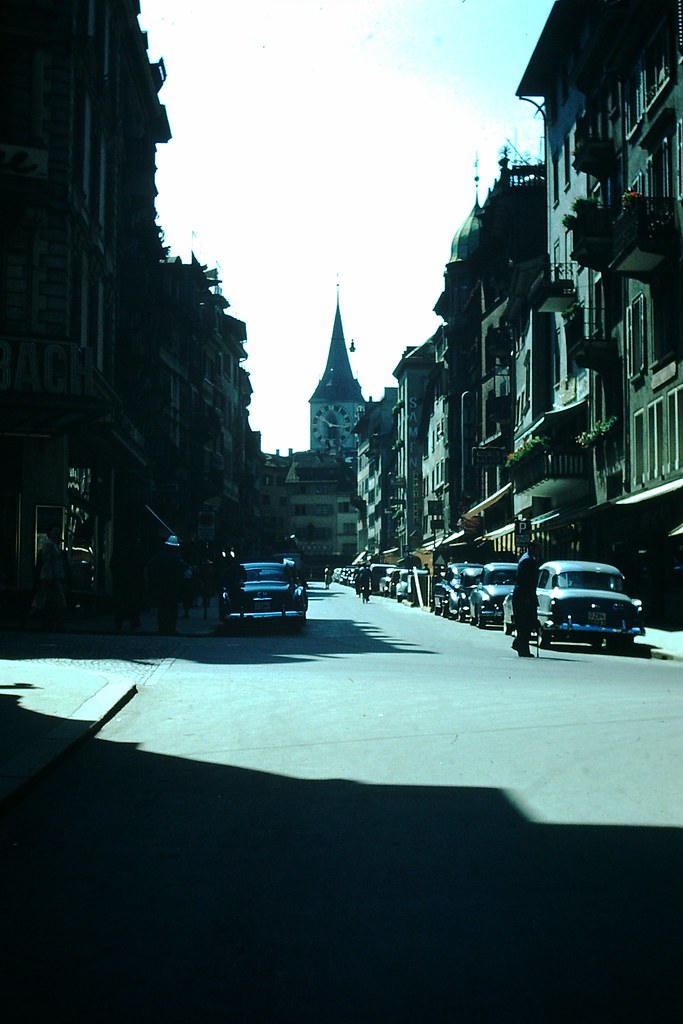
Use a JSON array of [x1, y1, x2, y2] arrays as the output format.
[[588, 610, 606, 625], [254, 598, 271, 609]]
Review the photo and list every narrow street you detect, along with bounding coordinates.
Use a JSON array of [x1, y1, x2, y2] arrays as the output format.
[[2, 584, 682, 1022]]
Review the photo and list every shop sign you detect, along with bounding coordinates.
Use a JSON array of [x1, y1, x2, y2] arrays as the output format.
[[0, 142, 48, 180], [0, 340, 94, 396], [515, 518, 531, 546]]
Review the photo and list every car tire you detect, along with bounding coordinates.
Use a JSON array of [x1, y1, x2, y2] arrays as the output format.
[[443, 602, 451, 619], [589, 635, 604, 651], [434, 601, 442, 616]]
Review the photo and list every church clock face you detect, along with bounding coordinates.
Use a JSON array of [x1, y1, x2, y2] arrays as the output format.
[[312, 403, 353, 445]]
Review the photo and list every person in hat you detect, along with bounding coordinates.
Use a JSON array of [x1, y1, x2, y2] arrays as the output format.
[[146, 534, 186, 635]]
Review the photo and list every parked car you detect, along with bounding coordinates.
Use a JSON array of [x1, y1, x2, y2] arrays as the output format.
[[469, 561, 518, 629], [534, 559, 644, 651], [219, 560, 308, 631], [396, 567, 429, 604], [449, 564, 484, 621], [369, 563, 395, 593], [433, 562, 483, 618], [379, 567, 401, 597]]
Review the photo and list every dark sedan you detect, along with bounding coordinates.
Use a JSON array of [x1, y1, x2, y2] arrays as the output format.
[[219, 561, 308, 631], [469, 561, 518, 629]]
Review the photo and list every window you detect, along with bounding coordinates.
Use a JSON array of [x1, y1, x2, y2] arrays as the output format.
[[668, 386, 683, 471], [627, 293, 647, 376], [648, 399, 665, 479], [648, 137, 672, 198], [633, 410, 645, 485], [625, 58, 644, 136], [644, 22, 671, 107], [677, 120, 683, 199], [563, 136, 571, 190]]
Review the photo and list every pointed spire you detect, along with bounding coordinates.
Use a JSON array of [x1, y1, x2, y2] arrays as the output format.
[[310, 292, 364, 404]]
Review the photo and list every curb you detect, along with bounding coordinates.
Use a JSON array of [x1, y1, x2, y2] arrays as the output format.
[[0, 678, 137, 815]]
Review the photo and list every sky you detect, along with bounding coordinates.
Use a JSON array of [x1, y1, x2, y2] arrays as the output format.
[[137, 0, 555, 455]]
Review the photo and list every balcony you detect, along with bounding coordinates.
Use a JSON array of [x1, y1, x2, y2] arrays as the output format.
[[570, 204, 613, 271], [486, 324, 513, 359], [610, 197, 677, 279], [529, 263, 576, 313], [510, 447, 589, 499], [564, 312, 619, 374], [572, 115, 616, 178]]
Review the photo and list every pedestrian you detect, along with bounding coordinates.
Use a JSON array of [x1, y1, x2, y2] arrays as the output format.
[[512, 540, 539, 658], [110, 538, 144, 632], [358, 564, 371, 603], [33, 524, 68, 631], [324, 565, 331, 589], [146, 534, 186, 635]]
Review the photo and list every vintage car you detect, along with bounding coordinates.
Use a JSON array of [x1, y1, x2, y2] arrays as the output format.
[[433, 562, 483, 618], [468, 561, 518, 629], [379, 567, 401, 597], [396, 567, 429, 604], [534, 559, 644, 651], [219, 560, 308, 631], [449, 564, 484, 621]]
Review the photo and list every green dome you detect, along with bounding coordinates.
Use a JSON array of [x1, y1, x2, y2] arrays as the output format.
[[449, 202, 481, 264]]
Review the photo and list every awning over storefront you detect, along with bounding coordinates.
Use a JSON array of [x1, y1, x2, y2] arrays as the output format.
[[614, 477, 683, 505], [443, 529, 465, 544], [482, 522, 515, 540], [352, 550, 368, 565], [669, 520, 683, 537], [461, 482, 512, 522]]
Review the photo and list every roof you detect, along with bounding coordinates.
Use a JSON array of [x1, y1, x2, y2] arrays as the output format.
[[449, 202, 482, 264], [310, 298, 364, 404]]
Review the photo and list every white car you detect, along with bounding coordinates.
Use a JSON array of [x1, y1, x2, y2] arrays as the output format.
[[535, 559, 644, 651]]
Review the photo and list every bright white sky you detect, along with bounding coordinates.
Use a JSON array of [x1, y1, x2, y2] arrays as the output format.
[[138, 0, 554, 454]]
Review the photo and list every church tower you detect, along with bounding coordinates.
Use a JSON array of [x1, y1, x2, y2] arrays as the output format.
[[309, 295, 364, 455]]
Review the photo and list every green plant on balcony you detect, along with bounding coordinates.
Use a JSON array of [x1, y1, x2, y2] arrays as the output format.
[[505, 434, 550, 467], [561, 196, 599, 230], [575, 415, 618, 449], [561, 298, 585, 322]]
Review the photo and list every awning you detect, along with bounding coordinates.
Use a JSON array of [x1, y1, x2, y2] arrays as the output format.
[[614, 477, 683, 506], [421, 534, 446, 552], [352, 550, 368, 565], [461, 482, 512, 520], [669, 520, 683, 537], [443, 529, 466, 544], [482, 522, 516, 540], [526, 398, 588, 437]]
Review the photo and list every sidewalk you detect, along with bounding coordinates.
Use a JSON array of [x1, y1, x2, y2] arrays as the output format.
[[0, 601, 221, 812]]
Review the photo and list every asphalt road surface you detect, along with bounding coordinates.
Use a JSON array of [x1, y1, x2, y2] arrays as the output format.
[[2, 584, 682, 1022]]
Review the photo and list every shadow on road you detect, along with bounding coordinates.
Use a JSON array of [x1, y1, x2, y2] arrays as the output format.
[[1, 695, 682, 1022]]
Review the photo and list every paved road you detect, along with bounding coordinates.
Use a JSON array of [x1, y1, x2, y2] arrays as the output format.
[[2, 585, 682, 1022]]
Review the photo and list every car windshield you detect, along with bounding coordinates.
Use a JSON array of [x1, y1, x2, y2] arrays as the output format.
[[243, 564, 287, 583], [554, 570, 623, 592], [485, 568, 517, 586]]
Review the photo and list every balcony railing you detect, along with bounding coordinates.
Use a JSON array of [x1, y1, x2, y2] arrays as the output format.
[[610, 197, 677, 279], [564, 313, 619, 374], [529, 263, 576, 313], [510, 447, 588, 497], [570, 204, 613, 271], [572, 115, 616, 178]]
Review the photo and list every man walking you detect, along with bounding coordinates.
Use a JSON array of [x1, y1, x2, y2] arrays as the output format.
[[512, 540, 539, 658]]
